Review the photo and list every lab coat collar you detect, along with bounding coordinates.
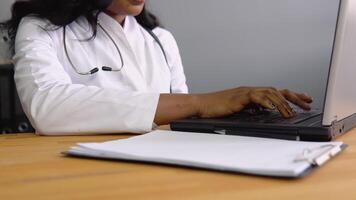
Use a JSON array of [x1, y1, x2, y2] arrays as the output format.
[[97, 13, 155, 43], [98, 12, 138, 35], [96, 13, 150, 91]]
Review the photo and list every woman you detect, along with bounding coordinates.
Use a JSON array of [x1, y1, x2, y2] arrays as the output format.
[[1, 0, 312, 135]]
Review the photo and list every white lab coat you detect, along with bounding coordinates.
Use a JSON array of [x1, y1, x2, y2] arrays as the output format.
[[13, 13, 188, 135]]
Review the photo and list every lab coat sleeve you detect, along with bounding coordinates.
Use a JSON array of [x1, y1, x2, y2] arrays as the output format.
[[13, 17, 160, 135], [153, 28, 188, 94]]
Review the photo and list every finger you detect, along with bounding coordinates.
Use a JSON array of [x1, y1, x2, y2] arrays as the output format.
[[284, 92, 311, 111], [273, 91, 296, 116], [296, 93, 313, 103], [249, 93, 275, 110], [260, 88, 293, 118], [269, 91, 295, 118], [265, 89, 294, 115], [265, 94, 293, 118], [281, 89, 313, 104]]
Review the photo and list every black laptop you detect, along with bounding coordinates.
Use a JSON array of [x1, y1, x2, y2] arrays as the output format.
[[171, 0, 356, 141]]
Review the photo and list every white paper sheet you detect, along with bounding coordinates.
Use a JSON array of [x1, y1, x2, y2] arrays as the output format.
[[67, 130, 345, 178]]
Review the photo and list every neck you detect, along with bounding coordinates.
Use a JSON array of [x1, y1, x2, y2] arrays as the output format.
[[104, 11, 126, 26]]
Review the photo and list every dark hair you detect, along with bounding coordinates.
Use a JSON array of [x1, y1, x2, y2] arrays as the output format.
[[0, 0, 160, 48]]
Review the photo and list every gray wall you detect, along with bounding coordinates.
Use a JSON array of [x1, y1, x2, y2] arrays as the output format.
[[148, 0, 340, 108], [0, 0, 341, 108], [0, 0, 13, 21], [0, 0, 14, 60]]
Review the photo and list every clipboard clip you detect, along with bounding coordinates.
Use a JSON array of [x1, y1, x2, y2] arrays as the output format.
[[293, 144, 342, 166]]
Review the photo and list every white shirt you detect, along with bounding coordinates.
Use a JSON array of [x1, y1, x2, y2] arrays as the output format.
[[14, 13, 188, 135]]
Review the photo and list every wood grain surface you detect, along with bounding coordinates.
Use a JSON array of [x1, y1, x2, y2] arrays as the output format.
[[1, 130, 356, 200]]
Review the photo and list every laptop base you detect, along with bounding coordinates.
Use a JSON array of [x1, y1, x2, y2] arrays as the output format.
[[170, 113, 356, 141]]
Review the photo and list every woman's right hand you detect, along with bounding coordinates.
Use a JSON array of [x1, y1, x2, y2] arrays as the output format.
[[195, 87, 312, 119], [154, 87, 312, 125]]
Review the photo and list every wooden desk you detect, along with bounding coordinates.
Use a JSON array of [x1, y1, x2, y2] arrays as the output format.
[[1, 130, 356, 200]]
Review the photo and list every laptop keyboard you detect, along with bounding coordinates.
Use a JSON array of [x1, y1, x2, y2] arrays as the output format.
[[226, 109, 321, 124]]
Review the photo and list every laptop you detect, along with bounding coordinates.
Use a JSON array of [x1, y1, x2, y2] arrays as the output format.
[[171, 0, 356, 141]]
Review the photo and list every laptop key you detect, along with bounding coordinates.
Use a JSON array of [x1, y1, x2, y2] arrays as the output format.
[[228, 109, 320, 124], [263, 111, 320, 124]]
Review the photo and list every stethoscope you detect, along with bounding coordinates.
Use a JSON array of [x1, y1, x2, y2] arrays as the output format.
[[63, 23, 169, 76]]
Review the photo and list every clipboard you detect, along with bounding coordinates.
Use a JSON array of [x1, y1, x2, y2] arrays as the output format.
[[65, 130, 347, 178]]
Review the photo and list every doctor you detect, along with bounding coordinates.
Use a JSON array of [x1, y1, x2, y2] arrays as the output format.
[[1, 0, 313, 135]]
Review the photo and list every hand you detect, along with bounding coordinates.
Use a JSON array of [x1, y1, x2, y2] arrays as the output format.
[[279, 89, 313, 111], [196, 87, 313, 119]]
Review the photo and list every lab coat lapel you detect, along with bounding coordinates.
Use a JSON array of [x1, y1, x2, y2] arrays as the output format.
[[139, 28, 171, 93], [98, 13, 148, 91]]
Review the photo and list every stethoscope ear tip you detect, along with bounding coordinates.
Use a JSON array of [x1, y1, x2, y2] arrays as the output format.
[[87, 66, 114, 75], [90, 68, 100, 74], [102, 66, 113, 71]]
